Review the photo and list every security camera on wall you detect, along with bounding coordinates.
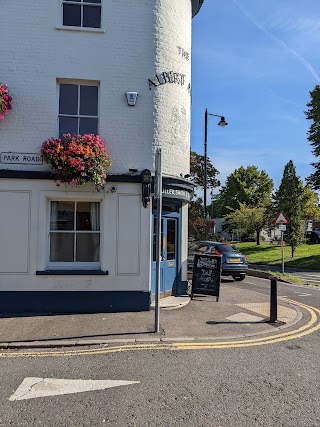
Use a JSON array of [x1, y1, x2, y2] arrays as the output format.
[[125, 92, 138, 106]]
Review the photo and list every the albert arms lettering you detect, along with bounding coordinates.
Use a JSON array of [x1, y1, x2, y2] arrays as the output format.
[[149, 71, 186, 89]]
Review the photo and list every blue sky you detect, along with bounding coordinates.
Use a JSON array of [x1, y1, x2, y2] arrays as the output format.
[[191, 0, 320, 194]]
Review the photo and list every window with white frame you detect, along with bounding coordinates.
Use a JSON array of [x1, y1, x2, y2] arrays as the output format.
[[62, 0, 102, 28], [49, 201, 100, 265], [58, 83, 99, 137]]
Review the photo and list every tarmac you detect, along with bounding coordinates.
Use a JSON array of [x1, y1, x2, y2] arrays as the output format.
[[0, 270, 309, 350]]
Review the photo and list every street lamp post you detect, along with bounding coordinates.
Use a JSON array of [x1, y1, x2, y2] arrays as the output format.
[[204, 108, 228, 219]]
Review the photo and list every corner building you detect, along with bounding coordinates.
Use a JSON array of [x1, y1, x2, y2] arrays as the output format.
[[0, 0, 204, 313]]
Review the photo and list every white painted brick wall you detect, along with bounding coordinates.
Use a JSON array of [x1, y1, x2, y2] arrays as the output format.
[[0, 0, 193, 177]]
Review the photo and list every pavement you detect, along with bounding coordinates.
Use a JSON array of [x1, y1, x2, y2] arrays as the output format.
[[0, 272, 308, 350]]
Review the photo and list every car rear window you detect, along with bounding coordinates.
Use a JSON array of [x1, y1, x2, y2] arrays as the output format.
[[215, 244, 239, 253]]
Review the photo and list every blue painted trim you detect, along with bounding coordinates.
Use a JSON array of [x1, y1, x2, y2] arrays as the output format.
[[36, 270, 109, 275], [0, 291, 150, 314]]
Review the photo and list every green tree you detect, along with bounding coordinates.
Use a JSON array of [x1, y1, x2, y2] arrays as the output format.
[[188, 198, 215, 240], [208, 192, 225, 218], [189, 151, 220, 190], [217, 166, 274, 216], [302, 185, 320, 220], [188, 151, 220, 238], [223, 202, 273, 245], [305, 85, 320, 189], [273, 160, 304, 256]]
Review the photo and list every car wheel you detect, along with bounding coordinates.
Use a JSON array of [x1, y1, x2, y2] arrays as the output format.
[[233, 274, 246, 281]]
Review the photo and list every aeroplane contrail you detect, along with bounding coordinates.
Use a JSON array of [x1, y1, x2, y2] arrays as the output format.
[[233, 0, 320, 82]]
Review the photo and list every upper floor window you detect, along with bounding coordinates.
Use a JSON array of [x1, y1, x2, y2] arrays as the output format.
[[58, 83, 99, 137], [62, 0, 102, 29]]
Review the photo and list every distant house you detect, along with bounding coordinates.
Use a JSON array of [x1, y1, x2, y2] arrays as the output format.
[[213, 218, 281, 242]]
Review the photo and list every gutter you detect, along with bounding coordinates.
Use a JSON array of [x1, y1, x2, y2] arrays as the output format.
[[192, 0, 204, 17]]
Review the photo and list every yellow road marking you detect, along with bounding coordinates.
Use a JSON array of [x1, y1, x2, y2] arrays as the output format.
[[0, 298, 318, 358]]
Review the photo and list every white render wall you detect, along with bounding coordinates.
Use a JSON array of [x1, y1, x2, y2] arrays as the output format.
[[0, 181, 151, 291], [0, 1, 195, 293], [0, 0, 192, 177], [153, 0, 192, 177]]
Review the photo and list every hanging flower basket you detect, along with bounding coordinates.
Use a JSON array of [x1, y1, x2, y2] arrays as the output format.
[[41, 133, 112, 191], [0, 83, 12, 121]]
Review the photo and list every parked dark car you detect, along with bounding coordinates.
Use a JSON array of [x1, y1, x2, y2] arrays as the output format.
[[188, 241, 248, 281], [306, 230, 320, 243]]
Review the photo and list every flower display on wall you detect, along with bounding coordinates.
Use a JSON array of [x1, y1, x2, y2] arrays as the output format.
[[41, 134, 112, 191], [0, 83, 12, 121]]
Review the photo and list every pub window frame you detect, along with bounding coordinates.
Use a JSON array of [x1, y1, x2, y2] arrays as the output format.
[[58, 81, 99, 137], [47, 200, 101, 269], [62, 0, 102, 29]]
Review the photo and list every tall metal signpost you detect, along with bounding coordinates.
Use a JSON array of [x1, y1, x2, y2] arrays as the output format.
[[154, 148, 162, 333], [275, 212, 289, 274]]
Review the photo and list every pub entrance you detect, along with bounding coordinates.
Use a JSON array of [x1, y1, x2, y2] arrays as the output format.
[[151, 202, 181, 298]]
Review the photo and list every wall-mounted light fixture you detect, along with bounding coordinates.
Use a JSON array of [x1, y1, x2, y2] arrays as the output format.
[[125, 92, 138, 106], [141, 169, 152, 208], [106, 185, 117, 193], [129, 167, 138, 173]]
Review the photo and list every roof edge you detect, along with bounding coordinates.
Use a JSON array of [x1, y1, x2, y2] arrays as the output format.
[[192, 0, 204, 17]]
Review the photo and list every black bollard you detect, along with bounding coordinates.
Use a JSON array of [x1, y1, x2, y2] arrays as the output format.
[[269, 276, 278, 323]]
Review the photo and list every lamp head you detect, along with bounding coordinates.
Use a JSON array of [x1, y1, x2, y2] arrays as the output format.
[[218, 116, 228, 127]]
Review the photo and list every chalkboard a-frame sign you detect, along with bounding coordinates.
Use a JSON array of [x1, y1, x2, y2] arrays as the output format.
[[191, 254, 222, 301]]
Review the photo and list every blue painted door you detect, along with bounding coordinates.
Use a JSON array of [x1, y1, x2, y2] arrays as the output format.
[[151, 215, 178, 296]]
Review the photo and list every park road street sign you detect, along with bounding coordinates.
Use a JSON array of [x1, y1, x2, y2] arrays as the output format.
[[275, 212, 289, 225]]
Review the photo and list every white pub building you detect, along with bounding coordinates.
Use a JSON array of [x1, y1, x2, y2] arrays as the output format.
[[0, 0, 204, 313]]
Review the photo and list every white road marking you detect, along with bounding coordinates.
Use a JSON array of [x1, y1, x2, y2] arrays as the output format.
[[9, 377, 139, 401], [226, 313, 265, 323], [299, 273, 320, 280], [246, 279, 319, 289], [297, 293, 312, 297]]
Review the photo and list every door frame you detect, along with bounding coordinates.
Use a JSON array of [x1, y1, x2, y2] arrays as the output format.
[[151, 208, 181, 298]]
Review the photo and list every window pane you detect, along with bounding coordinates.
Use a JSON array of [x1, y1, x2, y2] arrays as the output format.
[[167, 219, 176, 260], [50, 233, 74, 262], [83, 5, 101, 28], [76, 233, 100, 262], [63, 4, 81, 27], [59, 84, 78, 115], [76, 202, 100, 231], [79, 117, 98, 135], [50, 201, 75, 230], [80, 86, 98, 116], [59, 116, 78, 137]]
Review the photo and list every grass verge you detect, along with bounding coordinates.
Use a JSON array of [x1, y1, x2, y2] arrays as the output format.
[[234, 242, 320, 270]]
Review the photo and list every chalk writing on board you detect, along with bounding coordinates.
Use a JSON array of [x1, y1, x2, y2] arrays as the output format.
[[197, 258, 217, 269], [191, 254, 221, 299]]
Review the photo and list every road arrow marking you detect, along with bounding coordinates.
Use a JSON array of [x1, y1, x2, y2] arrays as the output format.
[[9, 377, 139, 401]]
